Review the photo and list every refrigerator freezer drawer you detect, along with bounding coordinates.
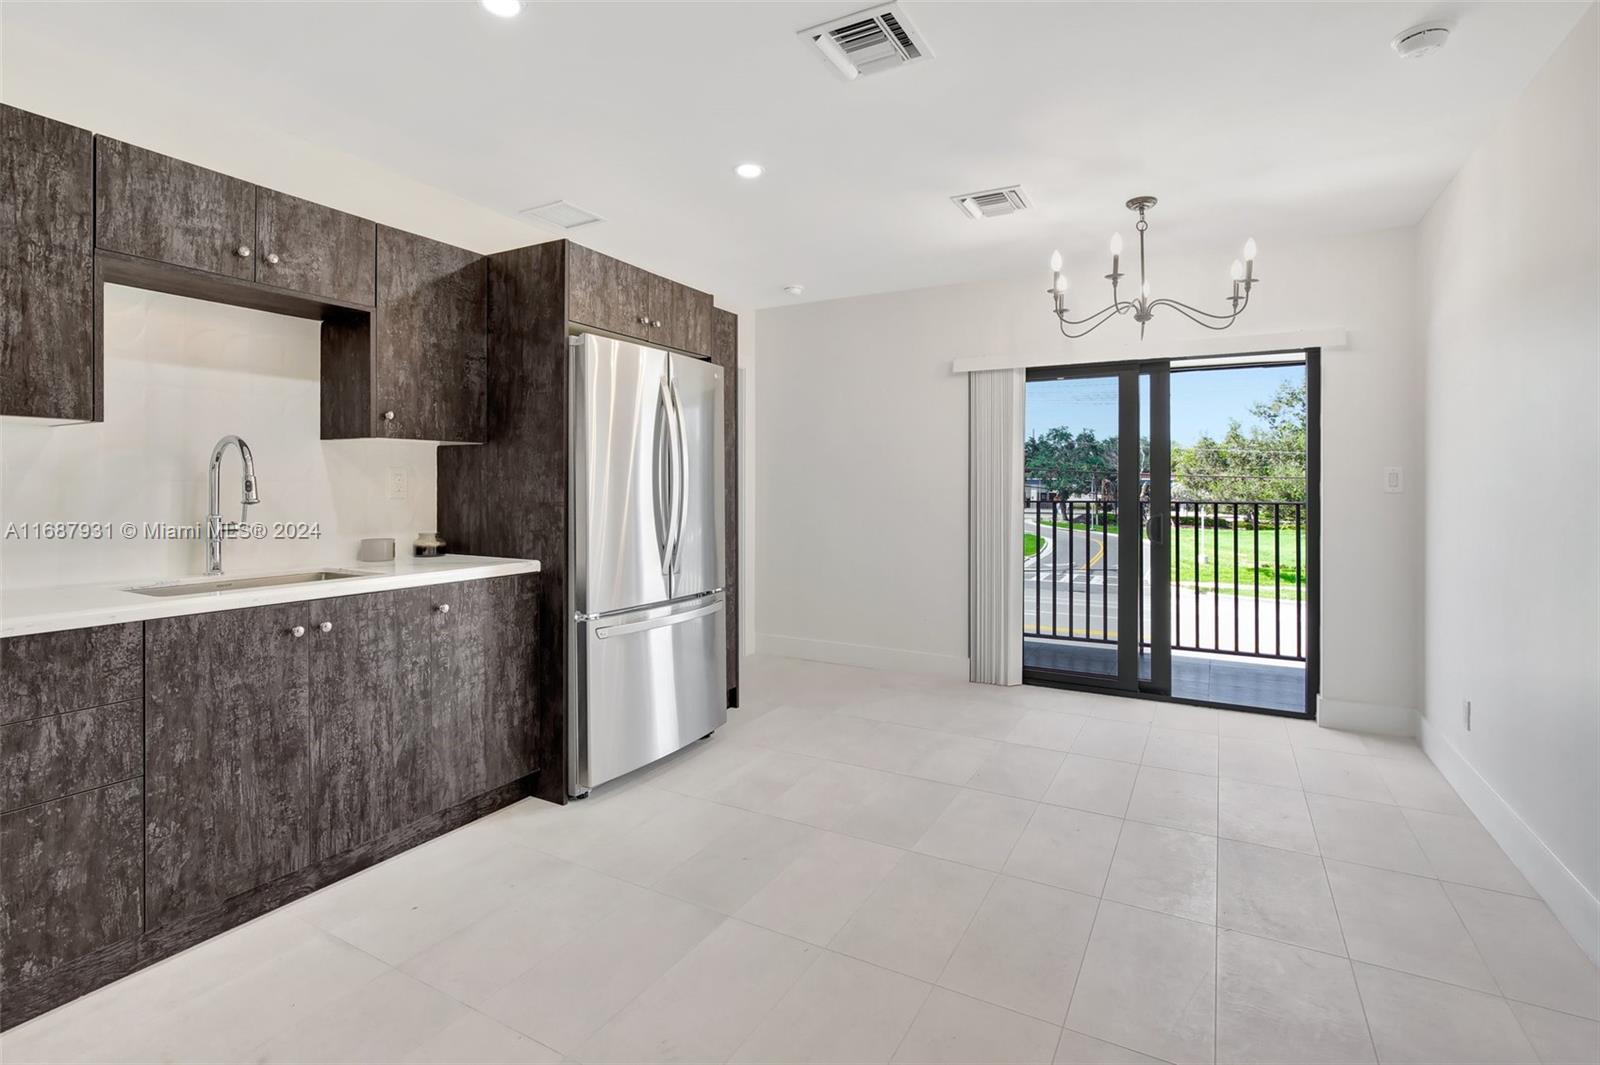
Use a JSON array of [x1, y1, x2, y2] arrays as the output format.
[[572, 595, 728, 792]]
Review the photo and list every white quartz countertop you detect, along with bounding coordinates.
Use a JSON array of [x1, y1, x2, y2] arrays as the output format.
[[0, 554, 541, 638]]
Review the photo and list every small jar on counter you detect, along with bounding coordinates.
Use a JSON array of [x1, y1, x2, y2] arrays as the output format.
[[413, 532, 447, 558]]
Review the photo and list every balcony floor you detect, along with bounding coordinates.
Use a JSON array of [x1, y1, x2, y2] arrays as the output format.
[[1023, 637, 1307, 714]]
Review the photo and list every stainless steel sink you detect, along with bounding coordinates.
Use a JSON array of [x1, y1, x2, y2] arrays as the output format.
[[128, 570, 366, 597]]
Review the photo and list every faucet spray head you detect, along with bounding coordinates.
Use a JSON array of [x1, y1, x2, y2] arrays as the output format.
[[242, 476, 260, 506]]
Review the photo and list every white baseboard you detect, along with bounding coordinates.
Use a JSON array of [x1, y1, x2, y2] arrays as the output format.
[[750, 632, 969, 679], [1317, 695, 1418, 736], [1418, 713, 1600, 967]]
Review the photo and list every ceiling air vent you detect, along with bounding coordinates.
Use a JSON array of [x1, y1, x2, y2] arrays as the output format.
[[519, 200, 604, 230], [799, 3, 932, 80], [952, 186, 1031, 220]]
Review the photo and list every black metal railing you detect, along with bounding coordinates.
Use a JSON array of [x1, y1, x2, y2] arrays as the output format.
[[1023, 498, 1307, 662]]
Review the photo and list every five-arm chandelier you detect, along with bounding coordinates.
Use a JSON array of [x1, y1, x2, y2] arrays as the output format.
[[1048, 196, 1258, 339]]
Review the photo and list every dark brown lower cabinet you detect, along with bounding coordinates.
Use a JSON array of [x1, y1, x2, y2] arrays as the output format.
[[307, 577, 537, 858], [144, 602, 313, 929], [307, 588, 426, 859], [0, 779, 143, 986]]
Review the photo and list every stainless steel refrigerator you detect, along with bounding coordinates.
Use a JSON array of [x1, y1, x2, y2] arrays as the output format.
[[567, 332, 727, 796]]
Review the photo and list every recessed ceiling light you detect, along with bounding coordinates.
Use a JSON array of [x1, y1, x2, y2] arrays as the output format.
[[481, 0, 523, 18], [783, 284, 805, 297], [734, 163, 765, 179]]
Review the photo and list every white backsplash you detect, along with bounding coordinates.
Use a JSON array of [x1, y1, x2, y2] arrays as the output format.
[[0, 286, 440, 589]]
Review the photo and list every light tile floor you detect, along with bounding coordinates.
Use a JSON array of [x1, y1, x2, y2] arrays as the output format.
[[5, 656, 1599, 1064]]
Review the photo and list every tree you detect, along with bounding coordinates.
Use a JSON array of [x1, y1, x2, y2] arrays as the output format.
[[1171, 380, 1307, 502], [1025, 425, 1118, 498]]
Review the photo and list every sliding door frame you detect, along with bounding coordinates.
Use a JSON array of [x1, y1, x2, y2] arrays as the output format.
[[1021, 347, 1321, 719]]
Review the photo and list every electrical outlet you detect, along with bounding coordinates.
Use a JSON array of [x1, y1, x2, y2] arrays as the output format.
[[1384, 466, 1404, 493], [1463, 699, 1472, 731], [387, 466, 408, 501]]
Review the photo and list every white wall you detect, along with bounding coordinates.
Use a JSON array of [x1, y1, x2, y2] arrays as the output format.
[[0, 288, 439, 588], [751, 226, 1424, 722], [1417, 9, 1599, 959]]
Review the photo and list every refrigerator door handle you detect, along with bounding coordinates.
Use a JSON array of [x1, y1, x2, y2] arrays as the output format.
[[653, 374, 674, 573], [594, 599, 723, 639], [668, 374, 690, 575], [662, 371, 686, 577]]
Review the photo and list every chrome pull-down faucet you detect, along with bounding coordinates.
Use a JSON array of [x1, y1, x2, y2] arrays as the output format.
[[206, 435, 260, 576]]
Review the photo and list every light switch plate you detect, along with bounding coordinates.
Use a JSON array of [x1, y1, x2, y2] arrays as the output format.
[[387, 466, 409, 500], [1383, 466, 1403, 493]]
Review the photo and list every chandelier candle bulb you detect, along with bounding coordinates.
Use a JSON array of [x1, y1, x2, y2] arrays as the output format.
[[1050, 249, 1063, 293], [1231, 259, 1245, 281]]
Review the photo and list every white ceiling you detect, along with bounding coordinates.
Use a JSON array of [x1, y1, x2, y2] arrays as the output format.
[[1, 2, 1587, 309]]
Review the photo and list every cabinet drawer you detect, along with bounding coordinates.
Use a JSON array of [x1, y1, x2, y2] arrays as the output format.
[[0, 700, 141, 812], [255, 189, 376, 306], [0, 778, 143, 985], [1, 623, 142, 725], [95, 137, 256, 280]]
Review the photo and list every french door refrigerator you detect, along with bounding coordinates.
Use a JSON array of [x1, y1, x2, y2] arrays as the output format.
[[568, 332, 727, 795]]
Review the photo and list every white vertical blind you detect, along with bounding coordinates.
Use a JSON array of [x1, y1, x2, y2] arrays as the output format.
[[969, 369, 1024, 685]]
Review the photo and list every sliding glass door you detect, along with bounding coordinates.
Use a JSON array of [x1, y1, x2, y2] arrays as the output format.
[[1023, 365, 1170, 693], [1023, 351, 1317, 716]]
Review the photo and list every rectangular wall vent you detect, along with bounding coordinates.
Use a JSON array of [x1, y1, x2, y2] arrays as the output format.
[[520, 200, 604, 230], [952, 186, 1031, 220], [799, 3, 932, 80]]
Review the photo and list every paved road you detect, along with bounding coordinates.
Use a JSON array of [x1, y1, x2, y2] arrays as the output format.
[[1024, 514, 1132, 639]]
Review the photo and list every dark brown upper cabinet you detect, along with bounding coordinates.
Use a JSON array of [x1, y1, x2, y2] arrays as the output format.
[[254, 189, 376, 306], [1, 106, 96, 421], [144, 603, 313, 929], [567, 243, 712, 357], [95, 137, 257, 280], [321, 228, 487, 443]]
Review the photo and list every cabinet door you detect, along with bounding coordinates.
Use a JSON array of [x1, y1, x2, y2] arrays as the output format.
[[95, 137, 256, 279], [0, 779, 142, 986], [482, 576, 538, 788], [255, 189, 376, 306], [422, 581, 490, 808], [568, 243, 654, 343], [145, 603, 312, 928], [374, 226, 487, 442], [1, 106, 95, 420], [653, 274, 714, 357], [307, 591, 427, 858]]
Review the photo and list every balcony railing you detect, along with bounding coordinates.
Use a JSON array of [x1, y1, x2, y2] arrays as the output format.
[[1024, 498, 1307, 662]]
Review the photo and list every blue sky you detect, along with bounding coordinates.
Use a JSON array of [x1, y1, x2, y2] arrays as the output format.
[[1026, 365, 1304, 447]]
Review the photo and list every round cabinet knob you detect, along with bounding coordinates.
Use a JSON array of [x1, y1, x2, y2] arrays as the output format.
[[435, 603, 451, 614], [318, 621, 333, 633], [290, 625, 306, 638], [265, 252, 280, 266], [637, 314, 650, 325], [383, 410, 396, 422], [651, 319, 662, 328], [236, 245, 252, 258]]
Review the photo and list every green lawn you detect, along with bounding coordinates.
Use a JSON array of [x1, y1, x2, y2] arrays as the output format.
[[1169, 525, 1307, 600], [1024, 532, 1040, 557]]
